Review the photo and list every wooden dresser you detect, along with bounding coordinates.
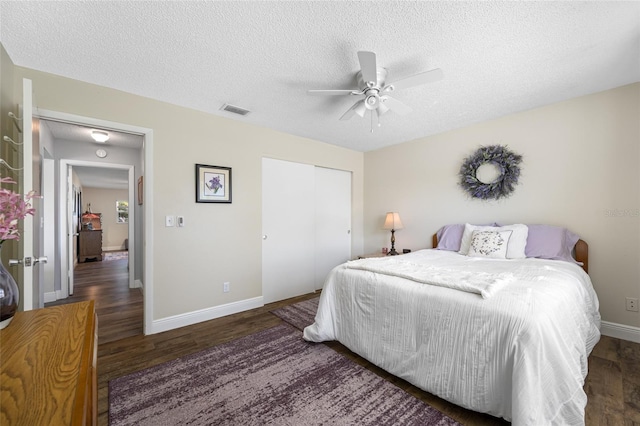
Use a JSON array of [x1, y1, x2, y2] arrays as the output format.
[[79, 230, 103, 262], [0, 301, 98, 425]]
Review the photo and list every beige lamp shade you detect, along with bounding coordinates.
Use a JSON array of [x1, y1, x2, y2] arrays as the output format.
[[383, 212, 403, 230]]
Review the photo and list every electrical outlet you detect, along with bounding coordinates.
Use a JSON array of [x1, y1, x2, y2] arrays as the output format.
[[223, 282, 230, 293], [626, 297, 639, 312]]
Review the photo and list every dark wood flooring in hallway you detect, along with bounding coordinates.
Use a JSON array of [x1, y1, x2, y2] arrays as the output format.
[[45, 253, 142, 344]]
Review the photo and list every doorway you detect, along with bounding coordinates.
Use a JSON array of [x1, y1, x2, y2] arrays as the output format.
[[36, 108, 154, 335], [59, 159, 136, 295]]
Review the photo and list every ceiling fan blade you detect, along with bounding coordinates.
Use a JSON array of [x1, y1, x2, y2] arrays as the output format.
[[308, 89, 359, 96], [357, 51, 378, 85], [381, 95, 412, 115], [385, 68, 443, 92], [339, 100, 367, 121]]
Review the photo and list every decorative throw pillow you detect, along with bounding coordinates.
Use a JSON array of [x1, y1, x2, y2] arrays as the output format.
[[467, 230, 513, 259], [459, 223, 528, 259], [436, 223, 499, 251]]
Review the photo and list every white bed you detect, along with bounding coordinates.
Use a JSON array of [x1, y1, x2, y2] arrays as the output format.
[[303, 245, 600, 425]]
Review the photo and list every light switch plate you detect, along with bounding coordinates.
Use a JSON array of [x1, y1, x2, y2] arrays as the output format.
[[165, 215, 175, 227]]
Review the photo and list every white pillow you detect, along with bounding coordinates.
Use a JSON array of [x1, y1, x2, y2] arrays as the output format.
[[459, 223, 528, 259], [467, 230, 512, 259]]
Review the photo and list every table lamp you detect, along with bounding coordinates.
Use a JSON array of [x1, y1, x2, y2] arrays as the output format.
[[383, 212, 403, 255]]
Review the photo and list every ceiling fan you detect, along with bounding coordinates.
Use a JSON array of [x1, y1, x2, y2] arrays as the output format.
[[308, 51, 443, 132]]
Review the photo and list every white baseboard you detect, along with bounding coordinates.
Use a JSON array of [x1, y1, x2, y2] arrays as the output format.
[[131, 279, 143, 289], [44, 291, 57, 303], [149, 296, 264, 335], [601, 321, 640, 343]]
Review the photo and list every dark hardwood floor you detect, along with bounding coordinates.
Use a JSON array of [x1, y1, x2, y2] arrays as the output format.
[[45, 253, 142, 344], [46, 256, 639, 425]]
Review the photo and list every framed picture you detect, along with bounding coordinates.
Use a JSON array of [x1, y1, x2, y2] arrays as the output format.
[[196, 164, 232, 203], [137, 176, 144, 205]]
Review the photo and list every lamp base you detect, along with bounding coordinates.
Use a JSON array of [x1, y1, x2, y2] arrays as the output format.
[[388, 229, 399, 255]]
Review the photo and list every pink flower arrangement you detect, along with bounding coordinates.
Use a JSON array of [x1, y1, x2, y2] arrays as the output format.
[[0, 177, 36, 243]]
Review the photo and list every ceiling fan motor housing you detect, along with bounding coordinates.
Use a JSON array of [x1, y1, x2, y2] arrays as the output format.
[[356, 68, 388, 90]]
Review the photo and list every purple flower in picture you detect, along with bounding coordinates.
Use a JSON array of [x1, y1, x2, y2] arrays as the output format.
[[206, 176, 222, 194]]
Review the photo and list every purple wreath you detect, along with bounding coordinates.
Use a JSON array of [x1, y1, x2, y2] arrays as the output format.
[[458, 145, 522, 200]]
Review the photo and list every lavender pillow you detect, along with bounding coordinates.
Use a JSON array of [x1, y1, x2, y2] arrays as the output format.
[[436, 224, 466, 251], [435, 223, 498, 251], [524, 224, 581, 264]]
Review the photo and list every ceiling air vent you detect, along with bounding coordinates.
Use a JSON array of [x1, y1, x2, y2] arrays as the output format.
[[220, 104, 250, 116]]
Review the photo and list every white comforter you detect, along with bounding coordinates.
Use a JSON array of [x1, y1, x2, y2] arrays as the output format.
[[303, 249, 601, 425]]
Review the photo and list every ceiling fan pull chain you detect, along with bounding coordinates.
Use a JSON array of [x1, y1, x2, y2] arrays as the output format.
[[370, 110, 374, 133]]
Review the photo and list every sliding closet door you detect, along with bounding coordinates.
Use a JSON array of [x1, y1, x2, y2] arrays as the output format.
[[314, 167, 351, 290], [262, 158, 315, 304]]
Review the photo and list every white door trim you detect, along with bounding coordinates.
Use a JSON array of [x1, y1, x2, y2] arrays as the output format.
[[38, 108, 154, 335], [59, 159, 135, 287]]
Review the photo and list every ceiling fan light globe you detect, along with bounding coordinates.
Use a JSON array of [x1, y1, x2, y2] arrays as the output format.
[[354, 101, 367, 117], [378, 101, 390, 115]]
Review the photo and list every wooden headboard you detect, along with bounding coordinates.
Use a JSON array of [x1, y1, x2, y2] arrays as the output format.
[[432, 234, 589, 273]]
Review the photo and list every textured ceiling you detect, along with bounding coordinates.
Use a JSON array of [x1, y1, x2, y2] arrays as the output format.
[[73, 165, 129, 190], [2, 2, 639, 152], [41, 120, 142, 189], [43, 120, 143, 149]]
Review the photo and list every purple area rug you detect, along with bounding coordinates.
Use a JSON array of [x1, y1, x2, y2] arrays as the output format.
[[109, 324, 460, 426], [271, 296, 319, 330]]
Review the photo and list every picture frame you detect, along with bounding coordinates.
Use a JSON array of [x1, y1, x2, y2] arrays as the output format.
[[196, 164, 232, 203], [72, 185, 78, 214], [137, 176, 144, 205], [76, 190, 82, 233]]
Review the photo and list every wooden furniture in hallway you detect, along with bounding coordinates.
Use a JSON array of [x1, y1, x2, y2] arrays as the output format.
[[79, 230, 103, 262], [0, 301, 98, 425], [79, 212, 103, 262]]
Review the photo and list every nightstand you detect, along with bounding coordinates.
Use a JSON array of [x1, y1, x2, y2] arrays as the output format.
[[357, 252, 391, 259]]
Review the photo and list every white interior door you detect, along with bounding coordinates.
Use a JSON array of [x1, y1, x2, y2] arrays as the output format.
[[262, 158, 315, 304], [16, 78, 45, 310], [314, 167, 351, 290], [42, 158, 56, 302]]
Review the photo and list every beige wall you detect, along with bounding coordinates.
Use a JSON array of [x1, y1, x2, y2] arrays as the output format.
[[82, 187, 129, 250], [14, 66, 364, 321], [364, 83, 640, 328]]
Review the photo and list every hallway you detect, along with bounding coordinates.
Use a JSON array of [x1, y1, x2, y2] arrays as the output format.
[[45, 252, 142, 344]]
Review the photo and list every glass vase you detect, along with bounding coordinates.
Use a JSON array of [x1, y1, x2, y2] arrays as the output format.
[[0, 246, 19, 329]]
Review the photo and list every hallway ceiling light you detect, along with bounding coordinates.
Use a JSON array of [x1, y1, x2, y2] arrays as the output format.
[[91, 130, 109, 143]]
